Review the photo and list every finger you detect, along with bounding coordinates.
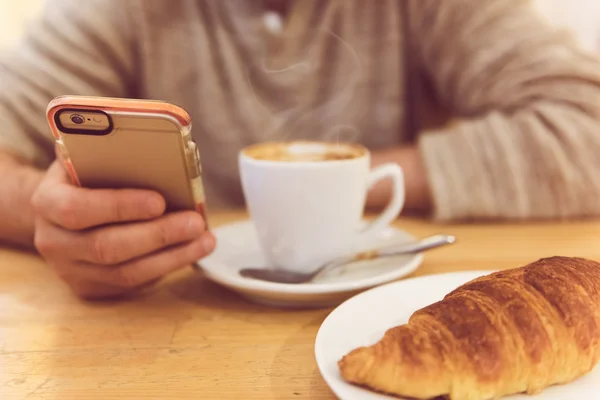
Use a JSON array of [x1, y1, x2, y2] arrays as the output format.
[[45, 160, 71, 184], [73, 232, 215, 288], [32, 166, 166, 230], [77, 211, 206, 265], [35, 211, 207, 265]]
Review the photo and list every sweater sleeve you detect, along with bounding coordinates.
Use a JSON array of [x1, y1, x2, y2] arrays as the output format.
[[0, 0, 138, 167], [410, 0, 600, 220]]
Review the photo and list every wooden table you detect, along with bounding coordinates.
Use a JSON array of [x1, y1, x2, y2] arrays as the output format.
[[2, 210, 600, 399]]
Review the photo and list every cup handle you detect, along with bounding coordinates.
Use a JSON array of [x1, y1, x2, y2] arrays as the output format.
[[359, 163, 405, 239]]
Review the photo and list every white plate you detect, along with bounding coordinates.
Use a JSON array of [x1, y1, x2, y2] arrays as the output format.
[[315, 271, 600, 399], [196, 219, 424, 308]]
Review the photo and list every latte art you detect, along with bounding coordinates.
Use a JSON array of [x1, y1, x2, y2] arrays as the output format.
[[243, 141, 365, 162]]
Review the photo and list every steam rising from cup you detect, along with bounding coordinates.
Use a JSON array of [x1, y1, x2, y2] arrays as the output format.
[[244, 27, 363, 144]]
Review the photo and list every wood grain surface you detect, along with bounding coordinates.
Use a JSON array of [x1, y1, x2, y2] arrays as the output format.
[[2, 209, 600, 399]]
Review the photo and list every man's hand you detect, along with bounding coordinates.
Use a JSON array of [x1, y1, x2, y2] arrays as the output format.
[[31, 161, 215, 300], [368, 145, 433, 215]]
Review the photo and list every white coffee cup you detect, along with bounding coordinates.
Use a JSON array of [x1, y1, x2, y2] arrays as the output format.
[[239, 141, 405, 273]]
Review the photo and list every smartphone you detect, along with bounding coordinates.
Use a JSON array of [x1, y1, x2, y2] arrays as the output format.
[[46, 95, 208, 224]]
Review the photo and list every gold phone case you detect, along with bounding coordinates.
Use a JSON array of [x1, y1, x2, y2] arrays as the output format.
[[46, 95, 208, 223]]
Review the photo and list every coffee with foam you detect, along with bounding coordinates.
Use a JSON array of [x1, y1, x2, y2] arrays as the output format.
[[243, 141, 365, 162], [238, 140, 405, 272]]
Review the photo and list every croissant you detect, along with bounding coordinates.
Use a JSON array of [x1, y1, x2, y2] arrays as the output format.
[[338, 256, 600, 400]]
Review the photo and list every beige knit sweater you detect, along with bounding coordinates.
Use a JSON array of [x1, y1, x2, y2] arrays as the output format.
[[2, 0, 600, 221]]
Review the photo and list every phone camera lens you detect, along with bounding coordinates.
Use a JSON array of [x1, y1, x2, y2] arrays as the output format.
[[70, 114, 85, 124]]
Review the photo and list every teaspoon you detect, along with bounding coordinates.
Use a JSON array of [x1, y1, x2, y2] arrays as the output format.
[[239, 234, 456, 284]]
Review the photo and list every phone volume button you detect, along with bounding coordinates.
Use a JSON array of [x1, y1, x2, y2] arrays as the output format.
[[186, 142, 201, 178], [194, 145, 202, 173]]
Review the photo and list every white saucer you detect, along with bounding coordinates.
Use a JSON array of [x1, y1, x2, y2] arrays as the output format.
[[196, 219, 424, 308], [315, 271, 600, 399]]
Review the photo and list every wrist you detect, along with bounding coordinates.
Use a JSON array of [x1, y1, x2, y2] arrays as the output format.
[[368, 146, 432, 214], [0, 152, 44, 248]]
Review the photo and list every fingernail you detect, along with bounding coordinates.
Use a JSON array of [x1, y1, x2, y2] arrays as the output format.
[[202, 233, 215, 253], [147, 195, 164, 214], [186, 217, 205, 236]]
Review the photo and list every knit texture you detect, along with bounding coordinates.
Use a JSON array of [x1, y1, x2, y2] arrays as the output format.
[[2, 0, 600, 220]]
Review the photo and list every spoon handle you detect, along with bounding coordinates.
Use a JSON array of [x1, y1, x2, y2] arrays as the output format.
[[317, 234, 455, 276], [375, 234, 456, 257], [309, 234, 456, 282]]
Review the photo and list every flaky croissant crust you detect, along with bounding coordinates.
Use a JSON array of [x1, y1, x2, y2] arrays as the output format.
[[339, 256, 600, 400]]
